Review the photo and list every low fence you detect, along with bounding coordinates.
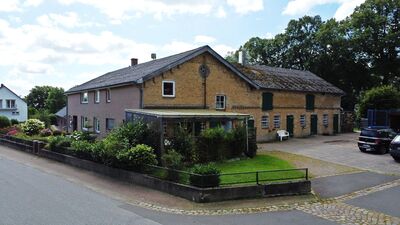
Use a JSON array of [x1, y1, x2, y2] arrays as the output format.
[[0, 135, 311, 202], [144, 164, 308, 188]]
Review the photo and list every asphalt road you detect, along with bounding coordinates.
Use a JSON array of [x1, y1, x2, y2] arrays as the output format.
[[0, 153, 338, 225]]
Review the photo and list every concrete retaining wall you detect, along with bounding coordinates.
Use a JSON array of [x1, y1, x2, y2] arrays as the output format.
[[0, 136, 311, 203]]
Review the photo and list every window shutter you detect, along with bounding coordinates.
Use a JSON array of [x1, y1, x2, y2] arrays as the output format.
[[262, 92, 273, 111], [306, 94, 315, 110]]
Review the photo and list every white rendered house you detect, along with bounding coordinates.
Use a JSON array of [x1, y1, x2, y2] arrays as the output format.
[[0, 84, 28, 122]]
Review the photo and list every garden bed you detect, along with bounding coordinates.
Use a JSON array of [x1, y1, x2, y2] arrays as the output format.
[[0, 135, 311, 202]]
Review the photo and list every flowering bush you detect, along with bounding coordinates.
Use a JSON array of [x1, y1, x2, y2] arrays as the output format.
[[20, 119, 45, 136], [39, 128, 53, 137]]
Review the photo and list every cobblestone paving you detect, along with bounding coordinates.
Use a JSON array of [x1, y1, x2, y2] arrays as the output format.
[[125, 179, 400, 225]]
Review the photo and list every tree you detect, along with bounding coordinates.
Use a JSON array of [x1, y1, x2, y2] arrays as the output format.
[[25, 86, 66, 113], [46, 87, 66, 113], [357, 85, 400, 118], [348, 0, 400, 85], [25, 86, 53, 110], [232, 0, 400, 110]]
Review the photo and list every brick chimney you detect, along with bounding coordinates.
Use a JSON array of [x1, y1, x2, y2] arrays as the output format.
[[131, 58, 138, 66]]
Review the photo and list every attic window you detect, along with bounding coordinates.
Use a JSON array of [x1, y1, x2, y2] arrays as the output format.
[[162, 81, 175, 97]]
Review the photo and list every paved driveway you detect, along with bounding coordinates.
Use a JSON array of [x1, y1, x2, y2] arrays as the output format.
[[259, 133, 400, 175]]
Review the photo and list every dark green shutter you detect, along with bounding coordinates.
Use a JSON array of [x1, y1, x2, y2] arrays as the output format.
[[306, 94, 315, 110], [262, 92, 273, 111]]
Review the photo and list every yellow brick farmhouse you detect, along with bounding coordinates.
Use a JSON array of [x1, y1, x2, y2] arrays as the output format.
[[65, 45, 344, 141]]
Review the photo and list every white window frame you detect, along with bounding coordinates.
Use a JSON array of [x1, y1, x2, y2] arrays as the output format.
[[215, 95, 226, 110], [300, 114, 306, 128], [106, 89, 111, 103], [6, 99, 16, 108], [261, 115, 269, 129], [94, 117, 100, 133], [273, 115, 281, 129], [81, 92, 88, 104], [323, 114, 329, 127], [95, 90, 100, 103], [81, 116, 88, 131], [162, 81, 175, 97]]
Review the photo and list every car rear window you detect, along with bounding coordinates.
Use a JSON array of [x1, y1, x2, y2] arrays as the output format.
[[361, 129, 378, 137]]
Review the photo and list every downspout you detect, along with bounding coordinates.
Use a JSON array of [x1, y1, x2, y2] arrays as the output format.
[[65, 94, 69, 133], [245, 117, 249, 154], [203, 77, 207, 109]]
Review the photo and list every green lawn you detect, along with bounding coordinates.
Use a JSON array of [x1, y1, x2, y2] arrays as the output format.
[[213, 155, 306, 185], [147, 155, 306, 187]]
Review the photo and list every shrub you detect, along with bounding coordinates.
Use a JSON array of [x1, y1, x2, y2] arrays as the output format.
[[0, 116, 11, 128], [39, 128, 53, 137], [116, 144, 157, 171], [227, 126, 247, 158], [94, 136, 125, 166], [71, 131, 96, 142], [21, 119, 45, 135], [196, 127, 227, 163], [10, 119, 19, 125], [189, 164, 220, 188], [48, 136, 71, 153], [52, 130, 62, 136], [162, 150, 184, 182], [6, 126, 19, 136], [357, 85, 400, 119], [109, 121, 160, 152], [71, 140, 93, 160], [168, 126, 195, 162]]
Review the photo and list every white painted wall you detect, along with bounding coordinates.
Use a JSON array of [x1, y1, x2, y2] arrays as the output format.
[[0, 85, 28, 122]]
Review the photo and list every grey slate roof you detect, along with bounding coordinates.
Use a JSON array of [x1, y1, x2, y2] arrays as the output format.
[[235, 64, 345, 95], [65, 45, 258, 94], [55, 106, 66, 117], [65, 45, 344, 95]]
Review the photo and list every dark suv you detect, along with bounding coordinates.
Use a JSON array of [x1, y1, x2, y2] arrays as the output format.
[[357, 127, 397, 154], [389, 135, 400, 162]]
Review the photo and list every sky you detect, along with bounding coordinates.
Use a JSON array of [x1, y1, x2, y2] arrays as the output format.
[[0, 0, 365, 97]]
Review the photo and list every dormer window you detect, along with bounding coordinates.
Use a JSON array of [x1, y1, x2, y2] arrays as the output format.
[[162, 81, 175, 97], [81, 92, 88, 104]]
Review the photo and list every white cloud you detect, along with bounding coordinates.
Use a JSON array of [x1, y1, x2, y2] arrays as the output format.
[[36, 12, 101, 28], [23, 0, 43, 7], [0, 0, 43, 12], [213, 44, 235, 57], [194, 35, 216, 44], [0, 17, 159, 95], [216, 6, 227, 18], [283, 0, 365, 20], [226, 0, 263, 14], [334, 0, 365, 20], [0, 0, 21, 12], [58, 0, 215, 22]]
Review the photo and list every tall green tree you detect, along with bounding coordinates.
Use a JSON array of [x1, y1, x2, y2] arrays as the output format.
[[46, 87, 66, 113], [25, 86, 53, 110], [25, 86, 66, 113], [230, 0, 400, 110], [348, 0, 400, 85]]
